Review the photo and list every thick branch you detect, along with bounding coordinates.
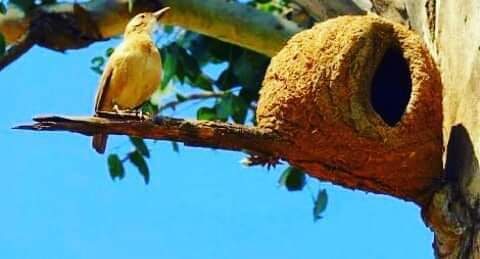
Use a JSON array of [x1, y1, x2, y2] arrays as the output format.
[[0, 0, 301, 58], [15, 113, 431, 204], [15, 115, 285, 157], [0, 32, 34, 70], [0, 0, 413, 63], [292, 0, 367, 21]]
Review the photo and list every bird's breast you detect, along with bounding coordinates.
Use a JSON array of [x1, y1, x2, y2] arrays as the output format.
[[106, 40, 161, 109]]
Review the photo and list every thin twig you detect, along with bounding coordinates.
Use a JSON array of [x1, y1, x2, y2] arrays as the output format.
[[158, 91, 228, 112], [0, 32, 35, 71]]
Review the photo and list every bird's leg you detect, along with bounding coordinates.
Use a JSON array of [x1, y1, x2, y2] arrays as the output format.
[[111, 104, 146, 119], [134, 109, 147, 121], [96, 105, 148, 120], [112, 104, 133, 115]]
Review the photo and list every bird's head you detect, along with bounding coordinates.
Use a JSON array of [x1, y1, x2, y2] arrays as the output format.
[[124, 7, 171, 35]]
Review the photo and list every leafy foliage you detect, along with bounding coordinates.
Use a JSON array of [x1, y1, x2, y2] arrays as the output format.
[[40, 0, 57, 4], [279, 166, 306, 191], [0, 33, 5, 57], [279, 166, 329, 219], [129, 137, 150, 158], [83, 0, 327, 219], [9, 0, 35, 12], [90, 56, 104, 75], [129, 150, 150, 184], [0, 2, 6, 14], [247, 0, 291, 14], [313, 189, 328, 221], [107, 154, 125, 181]]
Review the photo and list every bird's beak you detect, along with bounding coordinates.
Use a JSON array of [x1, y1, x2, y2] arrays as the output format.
[[154, 7, 171, 21]]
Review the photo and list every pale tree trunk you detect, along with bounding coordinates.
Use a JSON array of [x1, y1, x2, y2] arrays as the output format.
[[3, 0, 480, 258], [411, 0, 480, 258]]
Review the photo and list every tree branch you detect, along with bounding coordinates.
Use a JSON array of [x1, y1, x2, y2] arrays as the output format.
[[292, 0, 367, 21], [158, 91, 227, 113], [370, 0, 409, 24], [0, 0, 301, 58], [14, 115, 285, 157], [0, 31, 34, 71], [15, 113, 435, 204]]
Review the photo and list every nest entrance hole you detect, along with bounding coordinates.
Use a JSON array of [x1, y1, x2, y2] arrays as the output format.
[[370, 47, 412, 126]]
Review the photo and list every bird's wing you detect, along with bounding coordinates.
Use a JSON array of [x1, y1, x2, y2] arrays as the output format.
[[94, 61, 114, 113]]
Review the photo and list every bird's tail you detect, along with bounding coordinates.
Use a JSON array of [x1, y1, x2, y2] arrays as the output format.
[[92, 134, 108, 154]]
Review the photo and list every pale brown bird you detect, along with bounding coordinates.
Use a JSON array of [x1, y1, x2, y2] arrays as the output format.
[[92, 7, 170, 154]]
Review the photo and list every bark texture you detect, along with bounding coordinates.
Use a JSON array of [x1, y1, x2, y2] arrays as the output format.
[[418, 0, 480, 258], [391, 0, 480, 258], [0, 0, 300, 58], [15, 115, 285, 156]]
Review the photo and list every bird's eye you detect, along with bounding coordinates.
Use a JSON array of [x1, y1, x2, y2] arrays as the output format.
[[140, 14, 145, 18]]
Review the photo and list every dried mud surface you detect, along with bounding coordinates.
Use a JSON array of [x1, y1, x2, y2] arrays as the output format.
[[257, 15, 443, 203]]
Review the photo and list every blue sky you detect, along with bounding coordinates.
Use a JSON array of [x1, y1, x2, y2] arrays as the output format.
[[0, 35, 434, 258]]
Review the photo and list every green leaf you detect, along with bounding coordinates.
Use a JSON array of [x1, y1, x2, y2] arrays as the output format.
[[0, 2, 7, 14], [0, 33, 5, 57], [313, 189, 328, 222], [232, 50, 269, 91], [160, 47, 177, 89], [231, 95, 248, 124], [171, 142, 179, 153], [107, 154, 125, 181], [129, 137, 150, 158], [176, 45, 201, 82], [215, 94, 234, 121], [91, 56, 104, 66], [41, 0, 56, 4], [197, 107, 217, 121], [279, 166, 306, 191], [141, 101, 158, 115], [190, 73, 213, 91], [105, 47, 114, 57], [10, 0, 35, 11], [163, 25, 174, 34], [176, 61, 185, 84], [239, 87, 259, 103], [90, 56, 105, 75], [216, 67, 238, 91], [129, 151, 150, 184], [175, 93, 187, 102]]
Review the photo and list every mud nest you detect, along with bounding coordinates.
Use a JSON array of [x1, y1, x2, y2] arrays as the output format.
[[257, 15, 443, 203]]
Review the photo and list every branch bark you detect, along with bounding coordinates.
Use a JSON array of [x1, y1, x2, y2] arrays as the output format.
[[15, 115, 285, 157], [292, 0, 367, 21], [0, 31, 34, 70], [411, 0, 480, 258], [0, 0, 301, 58], [15, 113, 433, 204]]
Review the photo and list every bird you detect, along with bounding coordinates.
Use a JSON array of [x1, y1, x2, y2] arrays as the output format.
[[92, 7, 170, 154]]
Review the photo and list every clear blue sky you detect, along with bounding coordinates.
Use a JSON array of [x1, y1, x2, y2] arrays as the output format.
[[0, 36, 434, 258]]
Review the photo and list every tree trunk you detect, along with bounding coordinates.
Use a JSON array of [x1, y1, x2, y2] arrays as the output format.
[[405, 0, 480, 258]]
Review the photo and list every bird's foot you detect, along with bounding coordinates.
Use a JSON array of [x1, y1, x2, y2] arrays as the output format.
[[96, 106, 149, 121], [241, 153, 282, 170]]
